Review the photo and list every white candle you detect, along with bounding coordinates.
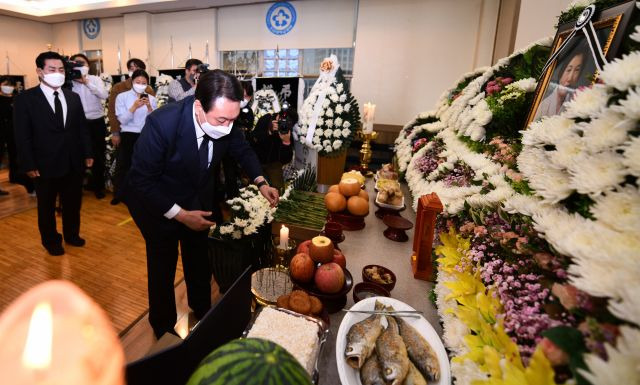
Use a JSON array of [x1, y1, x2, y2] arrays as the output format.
[[279, 225, 289, 249], [363, 102, 376, 134]]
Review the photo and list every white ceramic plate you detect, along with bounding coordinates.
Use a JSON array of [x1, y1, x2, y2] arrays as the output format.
[[375, 194, 405, 210], [336, 297, 451, 385]]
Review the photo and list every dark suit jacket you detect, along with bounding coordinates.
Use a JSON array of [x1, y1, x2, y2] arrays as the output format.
[[124, 95, 263, 228], [13, 86, 92, 178]]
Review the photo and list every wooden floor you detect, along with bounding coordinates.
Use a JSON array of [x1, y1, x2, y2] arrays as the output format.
[[0, 170, 188, 358]]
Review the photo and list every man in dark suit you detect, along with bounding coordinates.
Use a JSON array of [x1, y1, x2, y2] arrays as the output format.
[[124, 70, 279, 338], [13, 51, 93, 256]]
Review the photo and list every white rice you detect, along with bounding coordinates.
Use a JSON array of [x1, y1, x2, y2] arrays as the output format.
[[247, 307, 320, 374]]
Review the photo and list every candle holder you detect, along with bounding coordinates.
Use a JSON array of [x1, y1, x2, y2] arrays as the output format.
[[271, 237, 297, 270], [357, 129, 378, 177]]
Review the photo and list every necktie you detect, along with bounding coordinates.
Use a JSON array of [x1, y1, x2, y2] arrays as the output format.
[[198, 135, 211, 174], [53, 91, 64, 129]]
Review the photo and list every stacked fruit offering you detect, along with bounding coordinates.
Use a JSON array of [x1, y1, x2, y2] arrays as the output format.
[[290, 236, 347, 294], [324, 177, 370, 217]]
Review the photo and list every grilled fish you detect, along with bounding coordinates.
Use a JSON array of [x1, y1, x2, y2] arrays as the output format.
[[395, 316, 440, 382], [345, 300, 385, 369], [360, 351, 388, 385], [376, 316, 410, 385], [402, 361, 427, 385]]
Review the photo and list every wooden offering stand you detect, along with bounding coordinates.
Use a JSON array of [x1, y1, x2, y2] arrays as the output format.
[[382, 215, 413, 242], [411, 193, 443, 281]]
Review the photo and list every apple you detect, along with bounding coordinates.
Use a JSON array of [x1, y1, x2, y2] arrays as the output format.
[[297, 240, 312, 255], [309, 236, 334, 264], [314, 262, 345, 294], [332, 249, 346, 269], [289, 253, 315, 283]]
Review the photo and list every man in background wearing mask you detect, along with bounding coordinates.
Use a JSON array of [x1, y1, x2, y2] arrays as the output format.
[[13, 51, 93, 256], [107, 58, 154, 205], [70, 53, 109, 199], [123, 69, 279, 339], [167, 58, 202, 103]]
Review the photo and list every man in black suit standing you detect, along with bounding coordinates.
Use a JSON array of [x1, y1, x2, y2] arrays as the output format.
[[14, 51, 93, 256], [124, 70, 279, 338]]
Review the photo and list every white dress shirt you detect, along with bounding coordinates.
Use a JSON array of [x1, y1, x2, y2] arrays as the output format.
[[115, 89, 158, 133], [71, 75, 108, 120], [163, 103, 213, 219], [39, 83, 67, 124]]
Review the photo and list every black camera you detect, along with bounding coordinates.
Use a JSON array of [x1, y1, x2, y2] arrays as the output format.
[[62, 56, 83, 81], [277, 102, 291, 135], [196, 63, 210, 73]]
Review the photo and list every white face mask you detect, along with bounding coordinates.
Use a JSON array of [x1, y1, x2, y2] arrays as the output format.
[[43, 72, 65, 88], [128, 71, 134, 78], [76, 66, 89, 76], [133, 83, 147, 94], [197, 107, 234, 140], [1, 85, 14, 95], [240, 99, 248, 108]]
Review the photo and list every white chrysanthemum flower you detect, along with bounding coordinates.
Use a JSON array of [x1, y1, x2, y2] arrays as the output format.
[[316, 118, 324, 127], [568, 151, 627, 196], [219, 225, 234, 235], [324, 145, 332, 153], [333, 140, 343, 149], [233, 218, 248, 227], [322, 99, 330, 108], [312, 136, 321, 144], [471, 99, 492, 126], [510, 77, 537, 92], [608, 285, 640, 325], [339, 94, 347, 103], [522, 115, 575, 146], [314, 144, 322, 150], [622, 136, 640, 177], [232, 230, 242, 239], [343, 121, 351, 129], [344, 103, 351, 112], [450, 359, 488, 385], [334, 117, 343, 127], [468, 91, 485, 106], [325, 119, 334, 128], [335, 104, 344, 114], [469, 126, 486, 141], [323, 129, 333, 137], [336, 83, 344, 93], [612, 87, 640, 120], [600, 51, 640, 91], [581, 111, 634, 152], [442, 316, 470, 352], [579, 326, 640, 385], [629, 25, 640, 43], [528, 163, 574, 203], [300, 127, 308, 135], [330, 93, 339, 103], [517, 147, 548, 179], [326, 108, 334, 117], [591, 186, 640, 233], [333, 129, 342, 138], [549, 134, 585, 169], [564, 84, 610, 118], [327, 86, 337, 95], [322, 139, 331, 147]]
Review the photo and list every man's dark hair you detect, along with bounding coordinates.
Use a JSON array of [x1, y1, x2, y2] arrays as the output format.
[[70, 53, 90, 65], [185, 58, 203, 70], [36, 51, 64, 69], [195, 70, 243, 112], [0, 75, 16, 86], [241, 81, 254, 97], [131, 69, 150, 83], [127, 58, 146, 70]]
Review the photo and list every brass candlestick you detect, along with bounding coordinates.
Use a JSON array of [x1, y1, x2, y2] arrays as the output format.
[[272, 237, 296, 271], [357, 129, 378, 177]]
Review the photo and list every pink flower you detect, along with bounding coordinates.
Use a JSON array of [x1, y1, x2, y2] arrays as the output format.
[[540, 338, 569, 366], [506, 169, 523, 182]]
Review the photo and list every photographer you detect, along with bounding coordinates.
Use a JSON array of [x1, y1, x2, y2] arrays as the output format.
[[167, 58, 202, 102], [69, 53, 109, 199], [249, 102, 294, 190]]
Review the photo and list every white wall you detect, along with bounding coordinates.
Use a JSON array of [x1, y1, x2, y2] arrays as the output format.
[[53, 21, 81, 57], [100, 17, 125, 75], [351, 0, 499, 126], [0, 15, 53, 88], [514, 0, 573, 50], [151, 9, 217, 73]]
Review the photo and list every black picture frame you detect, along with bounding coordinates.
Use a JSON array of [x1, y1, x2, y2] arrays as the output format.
[[525, 1, 637, 126]]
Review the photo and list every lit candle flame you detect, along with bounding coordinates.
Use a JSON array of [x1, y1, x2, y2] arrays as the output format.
[[22, 302, 53, 370]]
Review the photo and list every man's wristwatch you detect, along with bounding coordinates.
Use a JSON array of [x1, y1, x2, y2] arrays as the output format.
[[256, 180, 269, 188]]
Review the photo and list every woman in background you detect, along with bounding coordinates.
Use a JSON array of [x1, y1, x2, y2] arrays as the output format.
[[534, 51, 586, 120]]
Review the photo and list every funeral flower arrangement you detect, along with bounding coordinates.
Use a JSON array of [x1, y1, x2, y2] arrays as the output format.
[[295, 54, 361, 156], [394, 2, 640, 383], [209, 185, 292, 240], [251, 88, 281, 127], [154, 74, 175, 108]]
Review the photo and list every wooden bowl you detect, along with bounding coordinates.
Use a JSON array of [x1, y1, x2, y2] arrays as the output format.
[[362, 264, 397, 292], [353, 282, 390, 303]]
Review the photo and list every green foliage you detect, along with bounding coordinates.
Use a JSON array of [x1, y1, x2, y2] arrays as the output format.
[[542, 327, 589, 385], [291, 166, 317, 192], [558, 0, 625, 25], [485, 88, 535, 140], [429, 287, 437, 306], [508, 177, 534, 196], [459, 135, 491, 154], [560, 193, 595, 219]]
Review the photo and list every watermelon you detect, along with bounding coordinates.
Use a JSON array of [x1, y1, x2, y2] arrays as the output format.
[[186, 338, 313, 385]]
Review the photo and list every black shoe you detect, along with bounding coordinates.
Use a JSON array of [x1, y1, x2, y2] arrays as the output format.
[[0, 189, 9, 196], [95, 191, 106, 199], [45, 243, 65, 256], [110, 198, 120, 205], [65, 237, 86, 247]]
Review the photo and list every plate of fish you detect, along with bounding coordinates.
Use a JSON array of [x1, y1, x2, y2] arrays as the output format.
[[336, 297, 450, 385]]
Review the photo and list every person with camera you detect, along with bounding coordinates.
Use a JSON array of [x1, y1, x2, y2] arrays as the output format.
[[13, 51, 93, 256], [69, 53, 109, 199], [123, 69, 279, 338], [112, 69, 157, 203], [167, 59, 203, 103], [249, 101, 294, 190]]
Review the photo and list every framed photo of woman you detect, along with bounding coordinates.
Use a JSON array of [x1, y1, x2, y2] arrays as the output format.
[[525, 1, 637, 126]]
